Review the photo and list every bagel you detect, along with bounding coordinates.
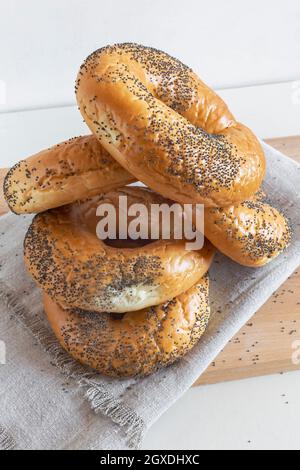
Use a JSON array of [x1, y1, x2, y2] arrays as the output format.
[[204, 196, 291, 267], [3, 134, 134, 214], [24, 187, 215, 313], [76, 43, 265, 207], [43, 275, 210, 377]]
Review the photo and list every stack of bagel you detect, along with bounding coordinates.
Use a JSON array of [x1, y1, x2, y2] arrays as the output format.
[[3, 44, 291, 377]]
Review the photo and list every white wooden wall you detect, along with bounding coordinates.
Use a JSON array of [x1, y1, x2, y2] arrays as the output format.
[[0, 0, 299, 112]]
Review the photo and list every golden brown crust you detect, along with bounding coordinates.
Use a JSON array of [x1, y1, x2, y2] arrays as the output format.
[[3, 135, 135, 214], [44, 275, 210, 377], [204, 197, 291, 267], [24, 187, 215, 312], [76, 43, 265, 207]]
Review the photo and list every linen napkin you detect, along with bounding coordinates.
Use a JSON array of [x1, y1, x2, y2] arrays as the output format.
[[0, 141, 299, 450]]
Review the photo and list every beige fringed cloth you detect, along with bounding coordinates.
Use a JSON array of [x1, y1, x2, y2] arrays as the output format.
[[0, 142, 299, 450]]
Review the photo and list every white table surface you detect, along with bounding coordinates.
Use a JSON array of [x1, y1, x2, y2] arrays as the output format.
[[1, 81, 300, 450]]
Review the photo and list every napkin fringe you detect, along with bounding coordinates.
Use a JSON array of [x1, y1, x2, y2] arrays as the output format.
[[0, 425, 16, 450], [0, 282, 145, 449], [85, 386, 144, 448]]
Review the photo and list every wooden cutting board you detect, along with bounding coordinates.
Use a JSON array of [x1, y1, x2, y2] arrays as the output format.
[[0, 168, 8, 215], [1, 136, 300, 385]]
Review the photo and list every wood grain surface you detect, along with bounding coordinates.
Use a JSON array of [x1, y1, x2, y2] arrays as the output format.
[[1, 136, 300, 385], [0, 168, 8, 215]]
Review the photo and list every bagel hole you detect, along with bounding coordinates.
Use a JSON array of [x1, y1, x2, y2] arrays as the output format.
[[110, 312, 126, 320], [102, 237, 156, 249]]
